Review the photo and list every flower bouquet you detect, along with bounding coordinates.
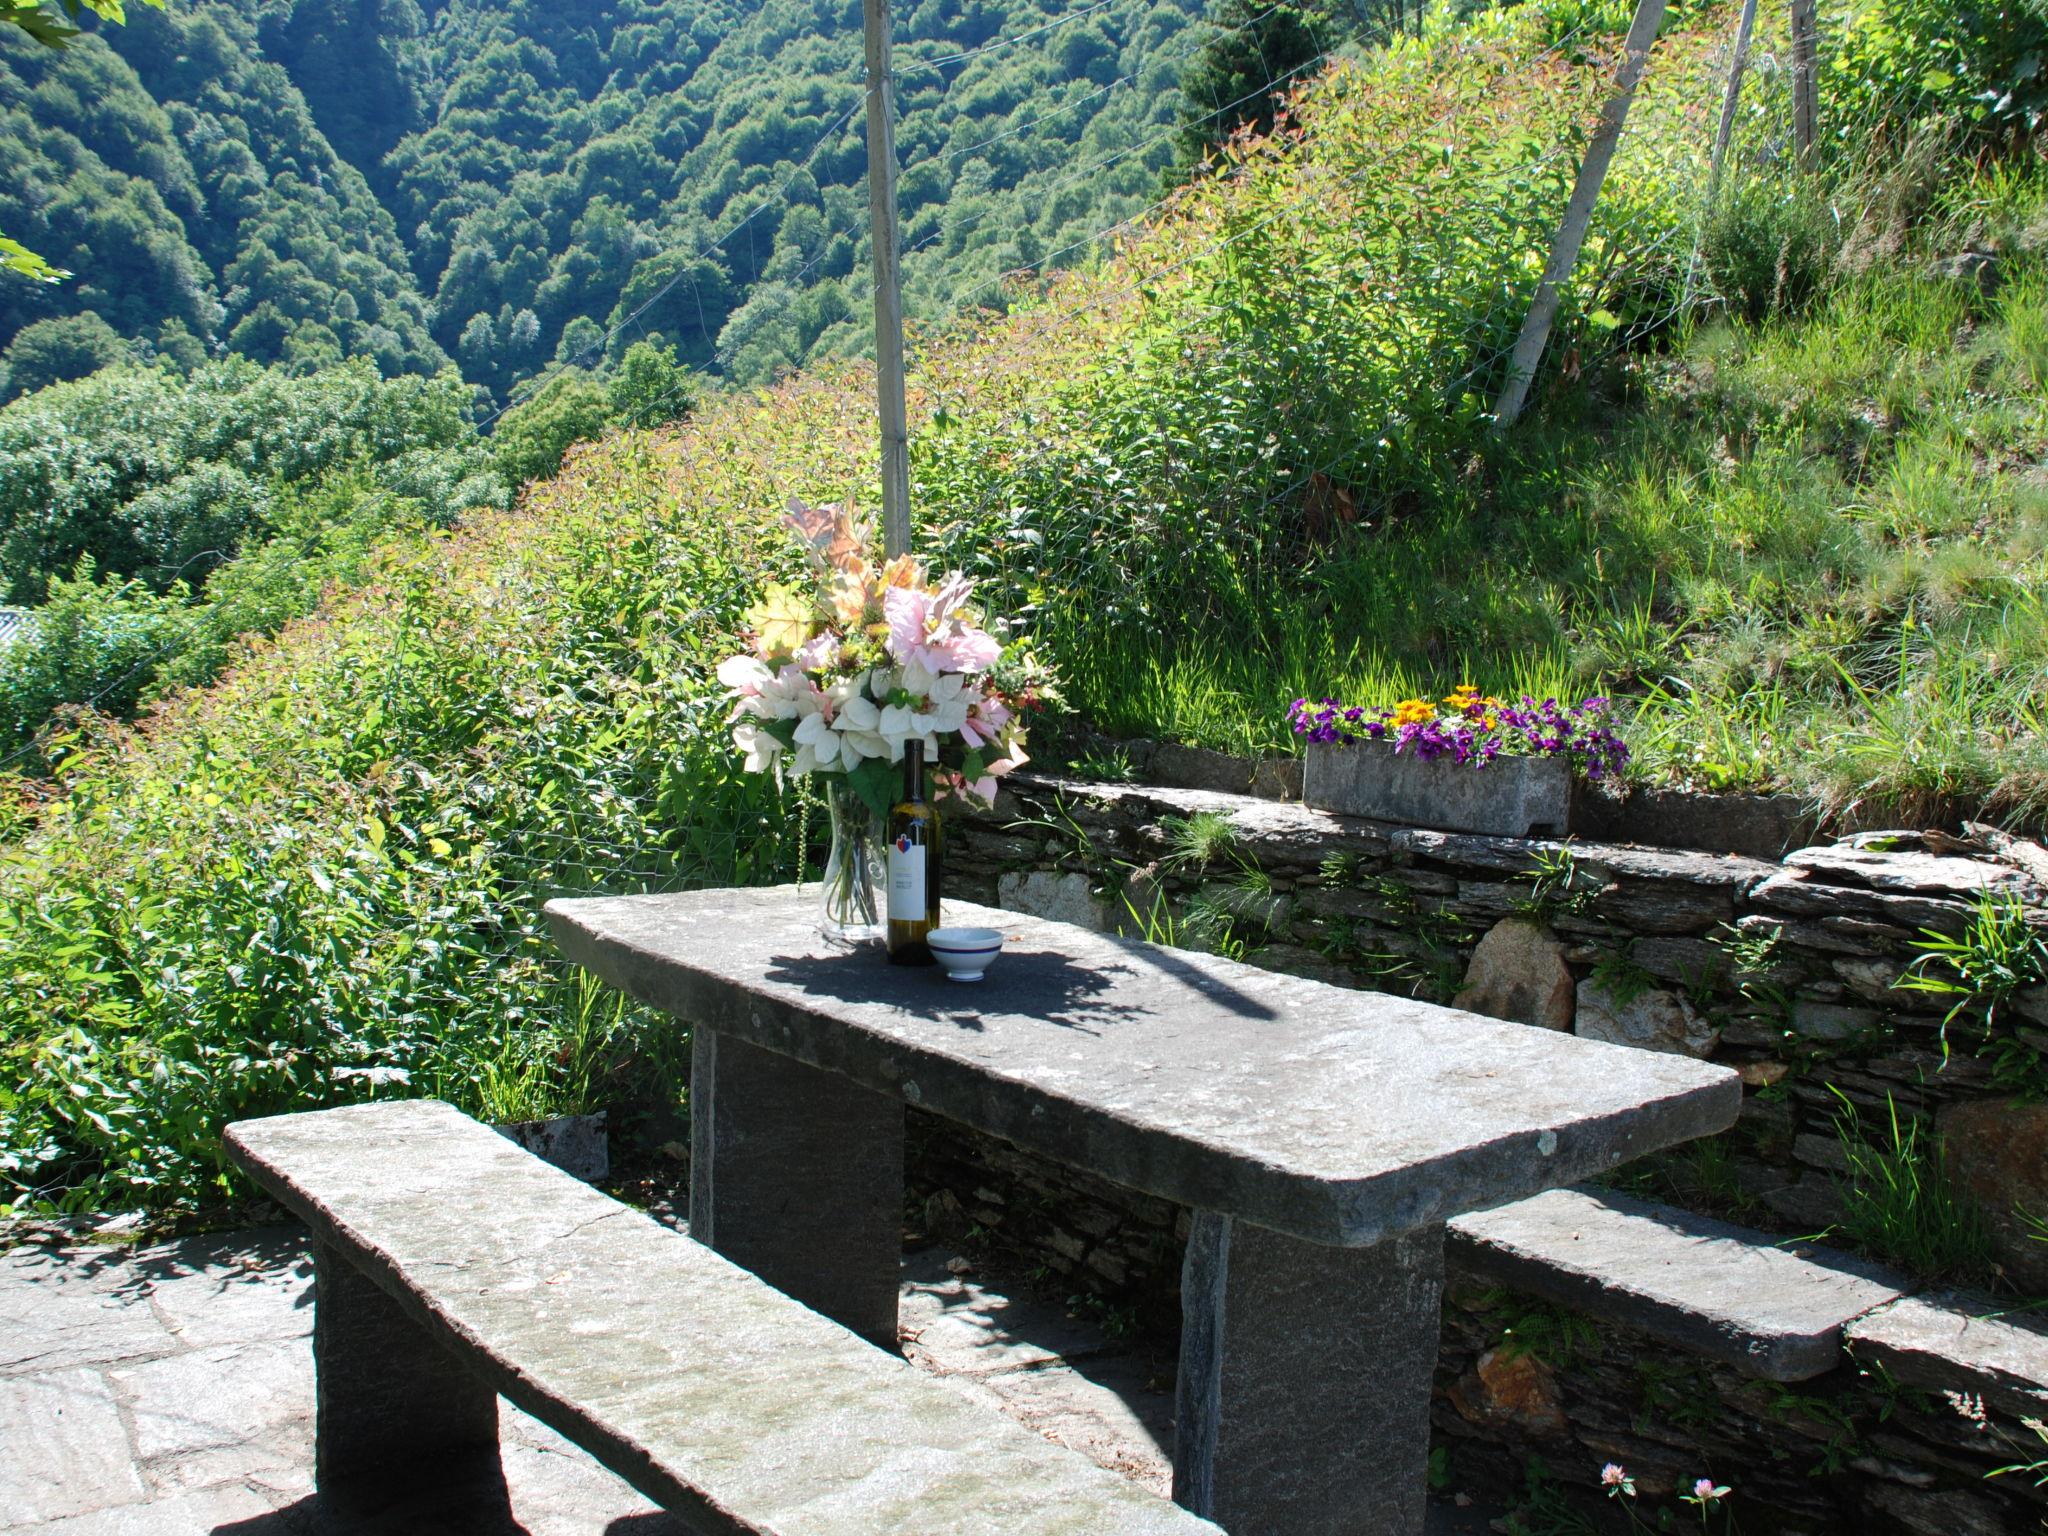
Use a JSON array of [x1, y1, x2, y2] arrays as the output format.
[[1289, 686, 1628, 838], [716, 498, 1052, 939]]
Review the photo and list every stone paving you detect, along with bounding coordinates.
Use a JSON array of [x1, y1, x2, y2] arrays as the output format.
[[0, 1226, 1490, 1534]]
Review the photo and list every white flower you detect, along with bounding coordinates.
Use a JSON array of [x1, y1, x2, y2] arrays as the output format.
[[790, 710, 849, 775], [832, 693, 891, 762], [717, 655, 773, 693], [732, 719, 784, 773]]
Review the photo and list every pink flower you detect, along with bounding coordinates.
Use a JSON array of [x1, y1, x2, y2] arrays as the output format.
[[884, 574, 1001, 674], [1600, 1463, 1635, 1499], [1688, 1479, 1730, 1503], [959, 691, 1013, 749]]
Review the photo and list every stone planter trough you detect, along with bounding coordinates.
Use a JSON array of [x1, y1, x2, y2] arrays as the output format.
[[1303, 740, 1571, 838]]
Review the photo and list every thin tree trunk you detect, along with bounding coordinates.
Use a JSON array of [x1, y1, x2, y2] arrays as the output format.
[[1491, 0, 1670, 431]]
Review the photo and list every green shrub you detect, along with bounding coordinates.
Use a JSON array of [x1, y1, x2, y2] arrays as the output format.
[[0, 562, 191, 757], [2, 315, 126, 401], [1701, 175, 1845, 321]]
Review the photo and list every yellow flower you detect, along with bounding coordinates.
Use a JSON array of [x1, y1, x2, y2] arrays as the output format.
[[1392, 697, 1434, 726]]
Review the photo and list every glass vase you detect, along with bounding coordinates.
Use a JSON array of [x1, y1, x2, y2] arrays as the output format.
[[818, 778, 884, 945]]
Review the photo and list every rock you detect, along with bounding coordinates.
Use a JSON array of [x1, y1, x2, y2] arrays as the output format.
[[1738, 1060, 1790, 1089], [998, 870, 1106, 931], [1250, 943, 1356, 988], [1785, 845, 2037, 900], [1832, 955, 1913, 1003], [1928, 250, 2000, 294], [1937, 1098, 2048, 1293], [1470, 1347, 1568, 1434], [1752, 872, 1979, 935], [1790, 1001, 1881, 1043], [495, 1111, 608, 1182], [1848, 1290, 2048, 1415], [1452, 918, 1575, 1031], [1592, 880, 1733, 936], [1149, 743, 1254, 795], [1862, 1485, 2016, 1536], [1791, 1132, 1851, 1175], [2014, 987, 2048, 1027], [1574, 976, 1719, 1058], [1629, 935, 1730, 988]]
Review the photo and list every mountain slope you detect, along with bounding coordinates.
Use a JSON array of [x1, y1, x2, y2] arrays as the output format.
[[1, 0, 1210, 401]]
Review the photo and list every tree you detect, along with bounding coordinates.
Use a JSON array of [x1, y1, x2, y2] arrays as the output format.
[[2, 0, 168, 282], [606, 338, 695, 430], [1170, 0, 1329, 179], [491, 369, 610, 487], [2, 312, 124, 397]]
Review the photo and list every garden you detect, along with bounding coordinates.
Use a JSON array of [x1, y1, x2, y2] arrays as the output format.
[[0, 0, 2045, 1526]]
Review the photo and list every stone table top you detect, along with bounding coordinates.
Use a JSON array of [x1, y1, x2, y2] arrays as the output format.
[[547, 887, 1741, 1248]]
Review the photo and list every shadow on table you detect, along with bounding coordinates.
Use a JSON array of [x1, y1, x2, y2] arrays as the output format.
[[766, 933, 1277, 1033]]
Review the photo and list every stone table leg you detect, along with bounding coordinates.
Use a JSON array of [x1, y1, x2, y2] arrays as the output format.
[[690, 1026, 905, 1347], [311, 1240, 500, 1500], [1174, 1214, 1446, 1536]]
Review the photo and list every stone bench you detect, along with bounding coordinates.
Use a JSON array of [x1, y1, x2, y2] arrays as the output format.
[[1449, 1186, 1908, 1381], [223, 1099, 1219, 1536]]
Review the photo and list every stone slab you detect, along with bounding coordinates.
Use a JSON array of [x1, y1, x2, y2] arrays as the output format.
[[0, 1244, 174, 1373], [547, 888, 1740, 1248], [899, 1250, 1121, 1378], [1177, 1215, 1443, 1534], [2, 1481, 283, 1536], [1574, 787, 1817, 860], [111, 1335, 312, 1495], [0, 1367, 146, 1523], [1753, 871, 1978, 934], [1846, 1292, 2048, 1413], [1786, 846, 2036, 898], [690, 1027, 904, 1345], [1448, 1188, 1906, 1381], [224, 1100, 1221, 1536]]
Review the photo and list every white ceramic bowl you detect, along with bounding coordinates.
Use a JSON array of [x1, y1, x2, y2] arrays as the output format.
[[927, 926, 1005, 983]]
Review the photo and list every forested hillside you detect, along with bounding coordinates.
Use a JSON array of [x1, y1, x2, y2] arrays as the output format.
[[0, 0, 1214, 402]]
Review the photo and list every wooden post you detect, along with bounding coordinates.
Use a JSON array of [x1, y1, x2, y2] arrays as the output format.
[[1707, 0, 1760, 202], [1491, 0, 1669, 430], [1790, 0, 1818, 170], [863, 0, 911, 560], [1683, 0, 1760, 306]]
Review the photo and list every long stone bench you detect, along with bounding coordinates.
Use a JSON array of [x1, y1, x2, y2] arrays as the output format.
[[1449, 1187, 1909, 1382], [223, 1098, 1220, 1536]]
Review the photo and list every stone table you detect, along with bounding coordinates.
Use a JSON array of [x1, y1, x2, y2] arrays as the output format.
[[547, 886, 1740, 1536]]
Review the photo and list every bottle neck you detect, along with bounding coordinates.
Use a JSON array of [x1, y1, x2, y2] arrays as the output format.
[[901, 740, 924, 802]]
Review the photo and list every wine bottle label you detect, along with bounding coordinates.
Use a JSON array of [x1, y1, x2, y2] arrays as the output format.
[[887, 836, 926, 923]]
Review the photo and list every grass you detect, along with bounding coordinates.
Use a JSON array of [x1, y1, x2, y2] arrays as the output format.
[[1829, 1090, 1996, 1283], [1053, 222, 2048, 828]]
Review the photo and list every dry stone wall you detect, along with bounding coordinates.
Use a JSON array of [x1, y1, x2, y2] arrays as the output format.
[[900, 771, 2048, 1533]]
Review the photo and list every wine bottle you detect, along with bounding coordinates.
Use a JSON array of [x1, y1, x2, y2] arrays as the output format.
[[886, 740, 941, 965]]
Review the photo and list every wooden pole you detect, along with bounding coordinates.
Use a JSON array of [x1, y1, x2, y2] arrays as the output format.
[[1491, 0, 1668, 431], [1790, 0, 1818, 170], [1683, 0, 1759, 305], [863, 0, 911, 560], [1707, 0, 1759, 202]]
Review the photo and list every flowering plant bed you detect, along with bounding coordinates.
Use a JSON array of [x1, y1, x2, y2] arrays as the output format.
[[1289, 689, 1628, 837], [716, 498, 1053, 820]]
